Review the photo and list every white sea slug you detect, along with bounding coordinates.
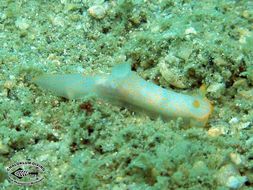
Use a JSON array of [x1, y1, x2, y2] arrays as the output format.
[[34, 63, 213, 127]]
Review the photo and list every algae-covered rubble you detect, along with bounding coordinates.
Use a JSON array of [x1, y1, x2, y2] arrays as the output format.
[[0, 0, 253, 189]]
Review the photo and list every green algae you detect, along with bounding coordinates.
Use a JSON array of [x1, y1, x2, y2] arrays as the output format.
[[0, 0, 253, 189]]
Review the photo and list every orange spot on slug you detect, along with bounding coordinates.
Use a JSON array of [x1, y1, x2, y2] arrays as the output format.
[[193, 100, 200, 108]]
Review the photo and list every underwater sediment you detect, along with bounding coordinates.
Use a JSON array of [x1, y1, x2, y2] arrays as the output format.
[[0, 0, 252, 189]]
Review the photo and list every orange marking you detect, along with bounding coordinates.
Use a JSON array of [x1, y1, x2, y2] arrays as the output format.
[[193, 100, 200, 108], [193, 98, 213, 125]]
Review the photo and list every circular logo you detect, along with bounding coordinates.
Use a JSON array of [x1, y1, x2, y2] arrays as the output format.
[[6, 161, 45, 186]]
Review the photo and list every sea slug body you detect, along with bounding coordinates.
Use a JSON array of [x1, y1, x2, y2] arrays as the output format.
[[34, 63, 212, 127]]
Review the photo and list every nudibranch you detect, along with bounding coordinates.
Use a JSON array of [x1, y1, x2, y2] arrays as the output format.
[[34, 63, 212, 127]]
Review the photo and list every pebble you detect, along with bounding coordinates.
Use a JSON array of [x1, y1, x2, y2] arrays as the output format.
[[159, 61, 187, 89], [207, 127, 226, 137], [15, 18, 30, 30], [238, 89, 253, 100], [3, 80, 15, 90], [229, 117, 239, 125], [0, 141, 9, 155], [208, 121, 228, 137], [207, 82, 225, 98], [216, 164, 247, 189], [213, 57, 227, 66], [185, 27, 197, 35], [231, 121, 252, 130], [88, 4, 108, 19], [232, 78, 247, 88], [229, 153, 244, 165], [226, 176, 247, 189], [236, 122, 251, 130], [246, 137, 253, 147]]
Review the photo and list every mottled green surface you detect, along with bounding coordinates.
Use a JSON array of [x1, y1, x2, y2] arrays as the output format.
[[0, 0, 253, 189]]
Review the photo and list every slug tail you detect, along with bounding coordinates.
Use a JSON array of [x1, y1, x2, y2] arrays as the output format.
[[34, 74, 97, 99]]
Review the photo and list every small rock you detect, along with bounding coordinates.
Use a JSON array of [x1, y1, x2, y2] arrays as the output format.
[[229, 117, 239, 125], [216, 164, 247, 189], [3, 80, 15, 90], [0, 142, 9, 155], [239, 122, 251, 129], [207, 127, 226, 137], [246, 137, 253, 147], [207, 82, 225, 98], [0, 164, 8, 183], [234, 122, 251, 130], [15, 18, 30, 30], [50, 16, 64, 27], [159, 61, 187, 89], [213, 57, 227, 66], [232, 78, 247, 88], [208, 121, 229, 137], [226, 176, 247, 189], [185, 27, 197, 35], [88, 4, 108, 19], [242, 10, 250, 19], [229, 153, 244, 165], [238, 89, 253, 100]]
